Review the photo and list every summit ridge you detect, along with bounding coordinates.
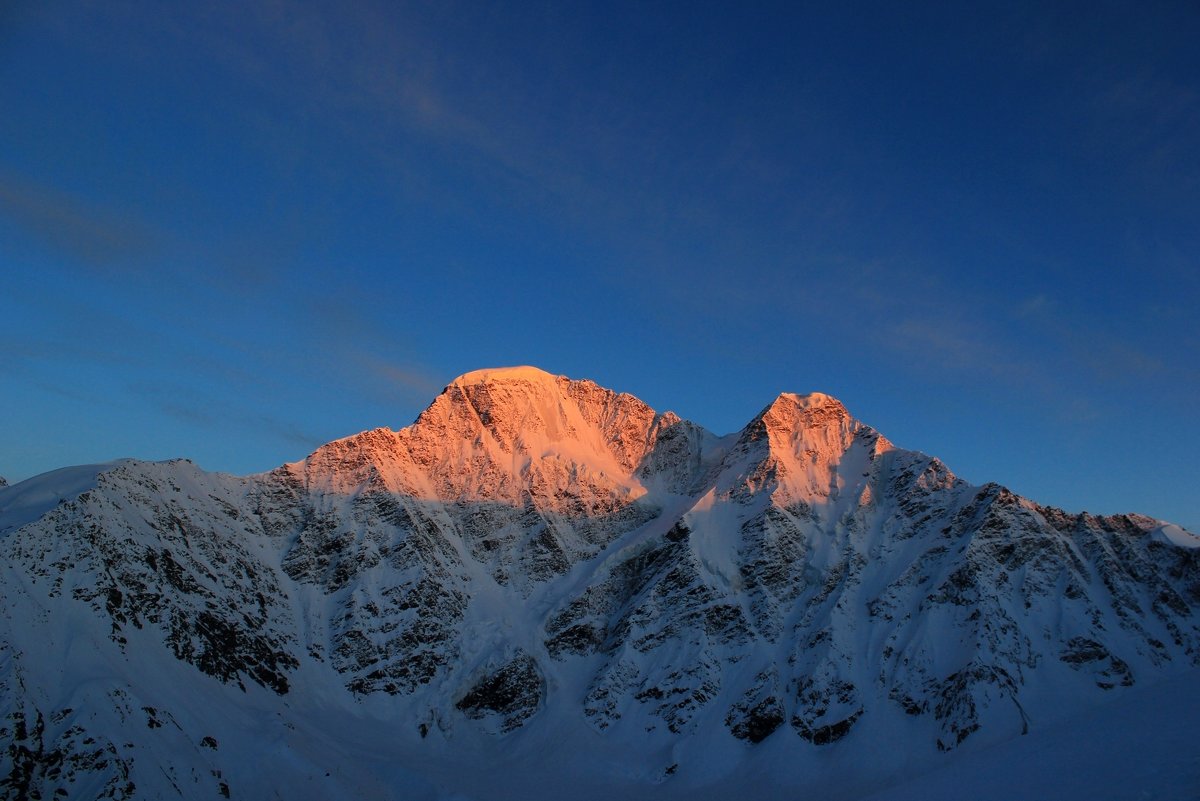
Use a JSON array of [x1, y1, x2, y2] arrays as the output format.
[[451, 365, 562, 385]]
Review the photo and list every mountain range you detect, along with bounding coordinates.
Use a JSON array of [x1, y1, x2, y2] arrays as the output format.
[[2, 365, 1197, 799]]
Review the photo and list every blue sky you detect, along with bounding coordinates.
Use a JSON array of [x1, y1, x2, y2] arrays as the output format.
[[1, 1, 1197, 530]]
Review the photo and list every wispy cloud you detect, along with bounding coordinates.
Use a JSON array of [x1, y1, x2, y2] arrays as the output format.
[[0, 171, 158, 268], [1073, 334, 1167, 383], [883, 316, 1034, 381], [354, 354, 444, 400], [130, 1, 495, 160], [129, 381, 326, 452], [1080, 70, 1200, 202], [1006, 287, 1185, 387], [1015, 293, 1051, 317]]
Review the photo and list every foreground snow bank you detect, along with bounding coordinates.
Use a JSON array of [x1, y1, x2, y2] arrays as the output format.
[[857, 669, 1200, 801]]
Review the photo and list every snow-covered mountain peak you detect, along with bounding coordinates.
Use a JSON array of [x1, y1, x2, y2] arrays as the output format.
[[286, 367, 697, 511], [4, 368, 1200, 800], [415, 367, 669, 466]]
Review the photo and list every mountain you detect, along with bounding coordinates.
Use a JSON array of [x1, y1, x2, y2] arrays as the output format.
[[2, 366, 1197, 800]]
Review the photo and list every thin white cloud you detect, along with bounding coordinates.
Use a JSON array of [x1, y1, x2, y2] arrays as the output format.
[[0, 172, 158, 268], [1015, 293, 1051, 317]]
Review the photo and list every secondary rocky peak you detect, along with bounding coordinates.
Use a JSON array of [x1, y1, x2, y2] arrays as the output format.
[[720, 390, 893, 508], [760, 391, 847, 427], [747, 391, 882, 450], [778, 391, 845, 409]]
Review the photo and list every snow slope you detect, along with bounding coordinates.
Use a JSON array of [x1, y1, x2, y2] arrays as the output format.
[[0, 459, 133, 534], [857, 668, 1200, 801], [2, 368, 1198, 799]]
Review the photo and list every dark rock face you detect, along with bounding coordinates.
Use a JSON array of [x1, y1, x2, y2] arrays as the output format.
[[0, 706, 136, 801], [1060, 637, 1134, 689], [455, 653, 544, 733], [727, 671, 785, 743], [167, 609, 297, 695], [274, 487, 472, 696], [791, 674, 863, 745]]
